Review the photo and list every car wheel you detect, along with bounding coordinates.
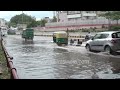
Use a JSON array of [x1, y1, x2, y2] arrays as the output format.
[[104, 46, 112, 54], [86, 44, 91, 51]]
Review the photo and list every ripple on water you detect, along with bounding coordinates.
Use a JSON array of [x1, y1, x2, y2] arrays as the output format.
[[4, 36, 120, 79]]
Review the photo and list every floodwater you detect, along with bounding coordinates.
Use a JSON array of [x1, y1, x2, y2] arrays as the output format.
[[3, 35, 120, 79]]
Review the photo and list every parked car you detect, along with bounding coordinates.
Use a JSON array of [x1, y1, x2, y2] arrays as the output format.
[[85, 31, 120, 54]]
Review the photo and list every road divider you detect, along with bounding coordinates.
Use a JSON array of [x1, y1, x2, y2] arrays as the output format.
[[34, 34, 85, 38]]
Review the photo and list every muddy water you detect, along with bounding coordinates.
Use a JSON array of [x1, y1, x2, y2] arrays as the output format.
[[3, 35, 120, 79]]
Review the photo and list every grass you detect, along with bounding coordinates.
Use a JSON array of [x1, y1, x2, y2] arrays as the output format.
[[0, 42, 10, 79]]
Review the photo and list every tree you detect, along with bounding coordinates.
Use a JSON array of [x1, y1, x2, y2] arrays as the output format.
[[36, 20, 41, 26], [27, 20, 38, 28], [111, 11, 120, 25], [99, 11, 120, 29], [52, 16, 57, 22], [10, 13, 37, 28], [99, 11, 114, 29], [40, 19, 47, 27], [99, 11, 113, 29]]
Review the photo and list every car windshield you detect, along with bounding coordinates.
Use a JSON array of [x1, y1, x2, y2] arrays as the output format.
[[112, 32, 120, 38]]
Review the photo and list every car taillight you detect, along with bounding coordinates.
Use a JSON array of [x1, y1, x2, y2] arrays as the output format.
[[111, 39, 117, 43]]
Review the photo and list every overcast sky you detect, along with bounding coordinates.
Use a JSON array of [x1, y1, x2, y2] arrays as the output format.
[[0, 11, 54, 21]]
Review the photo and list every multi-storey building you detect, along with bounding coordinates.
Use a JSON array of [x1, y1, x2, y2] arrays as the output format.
[[41, 11, 119, 31], [55, 11, 106, 22], [0, 18, 7, 27]]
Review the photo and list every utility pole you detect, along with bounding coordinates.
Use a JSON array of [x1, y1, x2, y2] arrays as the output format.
[[56, 11, 60, 22], [67, 28, 69, 45], [22, 11, 23, 23], [22, 11, 24, 29], [108, 11, 111, 30]]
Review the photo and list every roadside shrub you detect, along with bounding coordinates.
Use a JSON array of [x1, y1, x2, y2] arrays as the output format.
[[102, 24, 105, 28], [110, 25, 120, 31]]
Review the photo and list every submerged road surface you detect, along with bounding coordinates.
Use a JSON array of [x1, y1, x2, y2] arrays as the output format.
[[3, 35, 120, 79]]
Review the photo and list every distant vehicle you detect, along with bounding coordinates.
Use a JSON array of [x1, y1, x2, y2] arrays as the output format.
[[7, 29, 16, 35], [85, 31, 120, 54], [22, 28, 34, 41], [53, 31, 68, 46], [53, 32, 57, 43]]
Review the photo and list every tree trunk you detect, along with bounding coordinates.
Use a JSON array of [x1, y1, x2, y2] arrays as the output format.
[[108, 19, 111, 29]]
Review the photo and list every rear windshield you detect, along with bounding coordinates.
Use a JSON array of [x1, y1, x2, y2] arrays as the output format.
[[112, 32, 120, 38]]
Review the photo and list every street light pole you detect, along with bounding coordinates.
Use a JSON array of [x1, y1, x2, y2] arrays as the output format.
[[67, 28, 69, 45], [22, 11, 23, 24], [108, 11, 111, 30]]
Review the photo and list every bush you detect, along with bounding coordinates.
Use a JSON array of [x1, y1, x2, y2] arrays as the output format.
[[102, 25, 105, 28], [110, 25, 120, 31], [82, 29, 90, 32]]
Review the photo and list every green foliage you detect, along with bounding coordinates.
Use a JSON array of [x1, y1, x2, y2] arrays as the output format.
[[109, 25, 120, 31], [40, 19, 47, 27], [99, 11, 120, 30], [34, 19, 47, 27], [99, 11, 120, 25], [0, 44, 10, 79], [10, 13, 37, 28], [27, 20, 38, 28], [9, 13, 54, 28], [52, 16, 57, 22], [111, 11, 120, 25], [111, 11, 120, 20], [36, 20, 41, 26], [99, 11, 113, 19]]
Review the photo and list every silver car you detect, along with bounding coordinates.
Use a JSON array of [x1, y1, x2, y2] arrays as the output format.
[[85, 31, 120, 54]]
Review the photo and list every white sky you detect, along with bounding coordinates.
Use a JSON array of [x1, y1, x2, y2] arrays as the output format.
[[0, 11, 54, 21]]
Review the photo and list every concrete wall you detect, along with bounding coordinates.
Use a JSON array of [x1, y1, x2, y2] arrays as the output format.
[[46, 19, 120, 27], [34, 19, 120, 32], [59, 12, 68, 22]]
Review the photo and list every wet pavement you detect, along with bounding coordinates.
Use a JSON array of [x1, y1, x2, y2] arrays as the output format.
[[2, 35, 120, 79]]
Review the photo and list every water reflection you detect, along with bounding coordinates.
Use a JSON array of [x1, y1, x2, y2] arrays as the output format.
[[22, 40, 34, 45], [108, 57, 120, 74], [52, 48, 73, 78], [52, 47, 92, 79], [86, 52, 120, 79]]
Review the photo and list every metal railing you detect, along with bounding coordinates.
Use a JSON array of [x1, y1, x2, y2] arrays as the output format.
[[1, 38, 19, 79]]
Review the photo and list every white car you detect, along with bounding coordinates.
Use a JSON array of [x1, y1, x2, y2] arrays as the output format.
[[85, 31, 120, 54]]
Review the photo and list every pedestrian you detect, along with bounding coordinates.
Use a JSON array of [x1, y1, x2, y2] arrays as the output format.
[[70, 39, 74, 45], [85, 32, 91, 41], [76, 39, 82, 46], [77, 39, 82, 44]]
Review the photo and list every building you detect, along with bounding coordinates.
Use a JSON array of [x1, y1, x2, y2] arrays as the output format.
[[41, 11, 120, 31], [56, 11, 106, 22], [0, 18, 7, 27]]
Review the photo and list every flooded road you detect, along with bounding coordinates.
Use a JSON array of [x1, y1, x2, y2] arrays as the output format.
[[3, 35, 120, 79]]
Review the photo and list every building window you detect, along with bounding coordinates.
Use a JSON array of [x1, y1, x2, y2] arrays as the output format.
[[86, 16, 89, 19], [86, 11, 91, 13], [68, 18, 71, 21], [67, 11, 81, 15], [86, 11, 95, 13]]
